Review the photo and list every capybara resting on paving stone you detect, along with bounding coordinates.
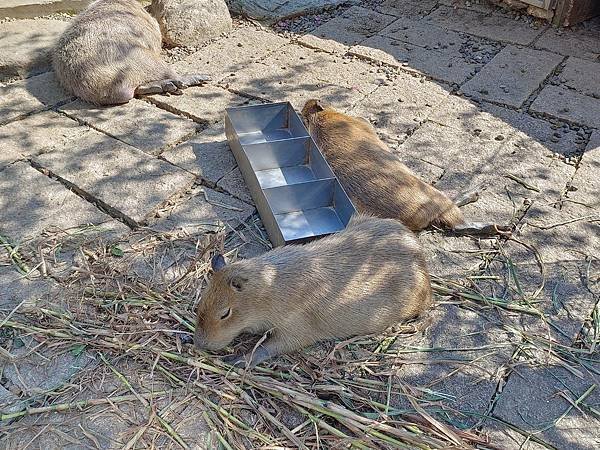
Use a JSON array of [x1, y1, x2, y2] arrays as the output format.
[[52, 0, 210, 105], [194, 214, 432, 368], [301, 99, 510, 236]]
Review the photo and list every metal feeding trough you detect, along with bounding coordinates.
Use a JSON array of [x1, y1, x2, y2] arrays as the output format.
[[225, 102, 356, 247]]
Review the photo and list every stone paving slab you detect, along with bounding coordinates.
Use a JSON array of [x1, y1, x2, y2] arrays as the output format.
[[430, 95, 585, 156], [0, 19, 68, 82], [563, 131, 600, 216], [0, 265, 53, 310], [349, 35, 481, 85], [424, 5, 545, 45], [0, 18, 67, 82], [0, 111, 87, 170], [2, 336, 93, 397], [227, 0, 350, 23], [487, 362, 600, 449], [0, 0, 90, 19], [401, 119, 575, 225], [0, 161, 116, 244], [145, 85, 253, 125], [32, 131, 196, 224], [152, 185, 255, 234], [225, 43, 379, 110], [59, 98, 199, 155], [419, 231, 494, 280], [483, 251, 599, 344], [557, 56, 600, 99], [461, 45, 562, 108], [0, 71, 72, 125], [217, 166, 254, 204], [162, 124, 237, 183], [530, 85, 600, 128], [297, 6, 397, 54], [505, 204, 599, 266], [348, 73, 449, 142], [174, 26, 288, 83], [535, 25, 600, 61], [375, 0, 438, 18], [391, 303, 515, 429]]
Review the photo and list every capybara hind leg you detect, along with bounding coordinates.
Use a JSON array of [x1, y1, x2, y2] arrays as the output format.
[[135, 74, 211, 97], [135, 79, 179, 96], [172, 74, 211, 88], [452, 222, 513, 236]]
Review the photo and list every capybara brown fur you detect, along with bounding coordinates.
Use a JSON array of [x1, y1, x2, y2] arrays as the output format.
[[301, 99, 465, 232], [52, 0, 209, 105], [194, 214, 432, 367]]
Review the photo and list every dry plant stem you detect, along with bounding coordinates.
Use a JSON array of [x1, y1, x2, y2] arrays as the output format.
[[0, 392, 169, 421]]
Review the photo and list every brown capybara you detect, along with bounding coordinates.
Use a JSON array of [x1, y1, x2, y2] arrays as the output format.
[[194, 214, 431, 368], [52, 0, 210, 105], [301, 100, 508, 234]]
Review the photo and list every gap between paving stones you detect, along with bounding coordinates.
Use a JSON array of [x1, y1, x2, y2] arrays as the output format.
[[27, 159, 139, 229]]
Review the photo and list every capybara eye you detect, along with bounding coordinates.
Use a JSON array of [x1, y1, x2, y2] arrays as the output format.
[[220, 308, 232, 320]]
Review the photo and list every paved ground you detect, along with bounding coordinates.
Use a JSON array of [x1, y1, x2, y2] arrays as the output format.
[[1, 1, 599, 448]]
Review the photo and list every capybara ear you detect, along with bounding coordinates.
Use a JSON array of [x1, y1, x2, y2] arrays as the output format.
[[211, 254, 226, 272], [314, 99, 326, 111]]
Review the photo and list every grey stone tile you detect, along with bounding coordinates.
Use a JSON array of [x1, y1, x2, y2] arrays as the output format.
[[145, 84, 252, 124], [152, 186, 255, 234], [59, 98, 199, 155], [161, 124, 237, 183], [32, 131, 196, 224], [424, 5, 545, 45], [0, 161, 115, 243], [349, 34, 482, 84], [488, 363, 600, 450], [3, 336, 94, 397], [0, 266, 53, 310], [297, 6, 396, 54], [0, 19, 68, 81], [558, 56, 600, 99], [0, 111, 87, 169], [483, 249, 599, 344], [513, 204, 599, 265], [461, 46, 562, 108], [225, 43, 378, 110], [535, 25, 600, 61], [174, 26, 288, 83], [349, 74, 449, 142], [217, 167, 253, 204], [391, 304, 515, 428], [419, 231, 495, 280], [430, 95, 584, 156], [530, 85, 600, 128], [0, 71, 71, 125], [375, 0, 438, 17]]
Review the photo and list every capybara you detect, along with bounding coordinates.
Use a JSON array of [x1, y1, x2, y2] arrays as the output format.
[[52, 0, 209, 105], [194, 214, 432, 367], [301, 99, 466, 232]]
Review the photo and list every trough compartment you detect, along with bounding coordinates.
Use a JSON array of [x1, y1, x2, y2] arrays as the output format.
[[225, 102, 356, 247]]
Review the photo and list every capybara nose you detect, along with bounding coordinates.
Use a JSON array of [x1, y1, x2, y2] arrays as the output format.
[[193, 330, 206, 350]]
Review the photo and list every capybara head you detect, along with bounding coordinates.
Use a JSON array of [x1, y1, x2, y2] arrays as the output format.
[[301, 99, 328, 123], [194, 254, 252, 351]]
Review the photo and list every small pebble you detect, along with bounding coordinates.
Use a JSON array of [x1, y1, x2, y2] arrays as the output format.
[[495, 135, 505, 141]]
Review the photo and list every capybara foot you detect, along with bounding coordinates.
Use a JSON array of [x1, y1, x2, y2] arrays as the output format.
[[135, 74, 211, 96], [452, 222, 513, 237], [173, 74, 211, 88], [136, 79, 180, 96]]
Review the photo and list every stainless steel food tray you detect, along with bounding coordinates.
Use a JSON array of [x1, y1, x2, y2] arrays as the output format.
[[225, 102, 356, 247]]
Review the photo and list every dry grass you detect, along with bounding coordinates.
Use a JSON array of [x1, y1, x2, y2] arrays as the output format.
[[1, 219, 598, 449]]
